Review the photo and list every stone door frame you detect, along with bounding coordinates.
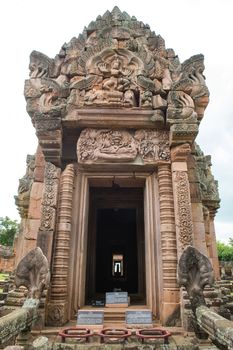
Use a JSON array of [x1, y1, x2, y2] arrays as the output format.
[[68, 170, 162, 320]]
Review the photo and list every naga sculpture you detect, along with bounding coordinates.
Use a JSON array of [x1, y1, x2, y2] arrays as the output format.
[[15, 247, 50, 299], [178, 245, 214, 338]]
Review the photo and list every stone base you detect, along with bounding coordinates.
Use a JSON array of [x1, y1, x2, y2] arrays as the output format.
[[45, 302, 68, 326], [161, 302, 181, 326]]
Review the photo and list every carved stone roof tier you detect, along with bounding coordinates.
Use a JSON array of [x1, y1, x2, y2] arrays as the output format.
[[24, 7, 209, 166], [193, 143, 220, 212]]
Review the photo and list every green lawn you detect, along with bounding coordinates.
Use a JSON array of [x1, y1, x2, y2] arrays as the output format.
[[0, 273, 9, 281]]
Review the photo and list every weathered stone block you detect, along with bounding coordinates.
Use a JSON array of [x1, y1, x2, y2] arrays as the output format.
[[46, 302, 68, 326], [23, 239, 37, 256], [28, 183, 44, 219], [24, 219, 40, 240], [35, 146, 45, 167], [171, 162, 187, 172], [32, 336, 48, 350], [34, 166, 45, 182], [37, 230, 54, 264]]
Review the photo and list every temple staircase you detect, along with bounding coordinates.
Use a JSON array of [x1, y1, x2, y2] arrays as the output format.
[[82, 304, 155, 326]]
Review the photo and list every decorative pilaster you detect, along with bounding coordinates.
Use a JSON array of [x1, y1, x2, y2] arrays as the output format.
[[46, 164, 75, 326], [37, 162, 60, 265], [157, 163, 179, 325], [208, 209, 220, 279], [171, 144, 193, 256]]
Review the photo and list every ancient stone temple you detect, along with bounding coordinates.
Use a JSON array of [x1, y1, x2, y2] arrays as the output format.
[[14, 7, 220, 328]]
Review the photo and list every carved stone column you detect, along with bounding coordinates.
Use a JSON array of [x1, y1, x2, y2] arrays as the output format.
[[208, 209, 220, 279], [157, 164, 179, 325], [46, 164, 75, 326], [171, 144, 194, 256], [187, 151, 208, 256], [203, 206, 220, 279]]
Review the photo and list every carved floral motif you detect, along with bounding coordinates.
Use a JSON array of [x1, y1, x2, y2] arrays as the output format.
[[77, 128, 170, 164], [176, 171, 193, 249], [40, 163, 59, 231]]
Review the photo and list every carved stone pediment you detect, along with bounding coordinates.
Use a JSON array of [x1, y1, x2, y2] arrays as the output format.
[[69, 48, 156, 109], [24, 7, 210, 164], [77, 128, 170, 165]]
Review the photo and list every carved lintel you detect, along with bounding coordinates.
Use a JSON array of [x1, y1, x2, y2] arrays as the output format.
[[135, 130, 170, 162], [77, 128, 170, 164], [77, 129, 137, 163], [171, 143, 191, 162]]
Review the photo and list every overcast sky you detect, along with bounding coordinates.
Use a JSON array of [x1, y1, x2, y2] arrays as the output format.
[[0, 0, 232, 243]]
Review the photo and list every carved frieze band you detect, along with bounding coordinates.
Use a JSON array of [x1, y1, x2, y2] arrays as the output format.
[[175, 171, 193, 250], [157, 164, 178, 289], [40, 162, 60, 231], [77, 128, 170, 164]]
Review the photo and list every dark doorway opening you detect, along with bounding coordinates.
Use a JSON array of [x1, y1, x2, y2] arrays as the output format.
[[85, 187, 145, 305], [96, 208, 138, 293]]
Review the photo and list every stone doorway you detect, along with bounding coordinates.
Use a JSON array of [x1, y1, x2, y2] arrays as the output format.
[[69, 172, 161, 320], [85, 187, 146, 305]]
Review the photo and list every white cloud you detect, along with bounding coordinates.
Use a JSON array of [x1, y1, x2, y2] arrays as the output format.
[[215, 221, 233, 243]]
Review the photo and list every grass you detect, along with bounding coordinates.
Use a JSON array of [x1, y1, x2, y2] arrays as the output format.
[[0, 273, 9, 281], [0, 273, 9, 293]]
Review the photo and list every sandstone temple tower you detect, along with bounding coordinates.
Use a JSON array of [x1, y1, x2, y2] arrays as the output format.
[[14, 7, 220, 327]]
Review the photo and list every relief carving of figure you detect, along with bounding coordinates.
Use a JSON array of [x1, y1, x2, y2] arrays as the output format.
[[135, 130, 170, 162], [77, 129, 137, 163]]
